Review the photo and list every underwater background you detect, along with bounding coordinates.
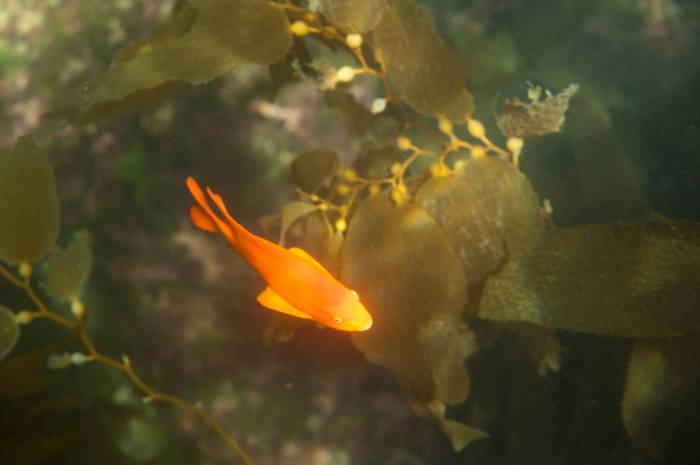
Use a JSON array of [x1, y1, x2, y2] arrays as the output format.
[[1, 0, 699, 464]]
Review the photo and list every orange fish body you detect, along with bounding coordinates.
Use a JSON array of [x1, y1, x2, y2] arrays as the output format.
[[186, 177, 372, 332]]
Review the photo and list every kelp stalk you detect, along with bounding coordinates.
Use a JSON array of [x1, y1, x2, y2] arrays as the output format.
[[0, 263, 255, 465]]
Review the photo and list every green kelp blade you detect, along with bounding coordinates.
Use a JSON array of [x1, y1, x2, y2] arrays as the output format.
[[340, 196, 473, 405], [623, 336, 700, 463], [373, 0, 470, 118], [415, 157, 544, 307], [279, 202, 318, 246], [0, 136, 59, 265], [321, 0, 387, 33], [44, 232, 93, 302], [0, 306, 19, 362], [290, 149, 340, 193], [79, 0, 293, 122], [479, 221, 700, 338]]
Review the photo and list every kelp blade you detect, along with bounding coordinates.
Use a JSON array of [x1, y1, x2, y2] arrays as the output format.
[[479, 221, 700, 338], [623, 336, 700, 463], [415, 156, 544, 314], [0, 137, 59, 264], [321, 0, 387, 33], [80, 0, 292, 122], [0, 306, 19, 362], [373, 0, 470, 118], [45, 232, 93, 302], [341, 196, 472, 405]]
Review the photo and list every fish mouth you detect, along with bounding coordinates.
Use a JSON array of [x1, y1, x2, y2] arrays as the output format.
[[358, 315, 373, 331]]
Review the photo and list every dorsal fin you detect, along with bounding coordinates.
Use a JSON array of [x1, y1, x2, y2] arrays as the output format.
[[288, 247, 329, 273]]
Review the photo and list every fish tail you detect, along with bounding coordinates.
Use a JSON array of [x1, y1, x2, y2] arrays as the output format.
[[186, 177, 239, 247], [190, 205, 218, 232]]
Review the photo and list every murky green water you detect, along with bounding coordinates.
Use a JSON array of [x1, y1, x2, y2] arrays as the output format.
[[1, 1, 699, 464]]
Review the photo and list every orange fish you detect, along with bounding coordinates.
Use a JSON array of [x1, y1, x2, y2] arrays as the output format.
[[186, 177, 373, 332]]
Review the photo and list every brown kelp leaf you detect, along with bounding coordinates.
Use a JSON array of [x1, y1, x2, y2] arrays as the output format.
[[373, 0, 469, 117], [497, 84, 579, 138], [325, 88, 373, 136], [0, 136, 59, 265], [441, 418, 489, 451], [568, 83, 647, 223], [353, 145, 403, 180], [421, 400, 488, 451], [0, 306, 19, 362], [279, 202, 318, 246], [509, 323, 561, 377], [479, 221, 700, 337], [290, 149, 340, 193], [80, 0, 292, 121], [341, 197, 472, 404], [321, 0, 387, 33], [415, 157, 544, 297], [439, 88, 474, 123], [0, 348, 54, 400], [293, 212, 344, 273], [44, 232, 93, 302], [325, 88, 402, 146], [623, 335, 700, 463], [518, 82, 647, 226], [326, 230, 344, 260]]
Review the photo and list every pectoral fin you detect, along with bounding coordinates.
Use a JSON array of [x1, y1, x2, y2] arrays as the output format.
[[257, 286, 312, 320]]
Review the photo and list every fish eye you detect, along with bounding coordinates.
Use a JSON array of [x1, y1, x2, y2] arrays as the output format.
[[331, 316, 342, 324]]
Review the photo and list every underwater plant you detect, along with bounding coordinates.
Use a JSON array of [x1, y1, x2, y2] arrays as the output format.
[[1, 0, 699, 464]]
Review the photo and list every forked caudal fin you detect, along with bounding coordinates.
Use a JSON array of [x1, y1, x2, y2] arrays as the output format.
[[190, 205, 218, 232], [186, 176, 240, 246]]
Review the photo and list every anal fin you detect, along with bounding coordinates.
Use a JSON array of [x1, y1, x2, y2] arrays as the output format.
[[257, 286, 312, 320]]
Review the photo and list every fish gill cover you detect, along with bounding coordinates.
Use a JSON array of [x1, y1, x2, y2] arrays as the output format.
[[0, 0, 699, 464]]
